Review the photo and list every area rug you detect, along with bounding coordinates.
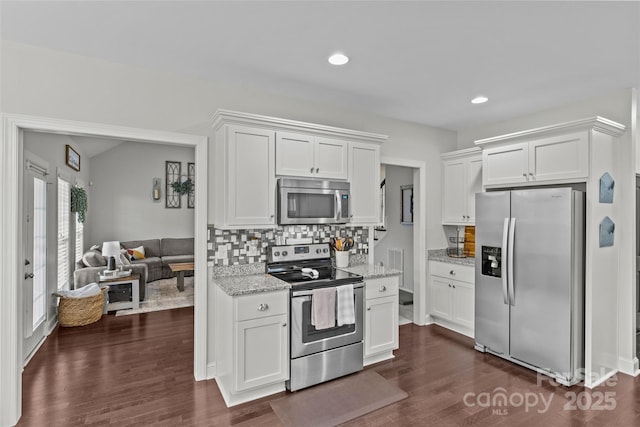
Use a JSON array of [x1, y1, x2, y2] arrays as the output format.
[[115, 276, 194, 316], [270, 370, 408, 427]]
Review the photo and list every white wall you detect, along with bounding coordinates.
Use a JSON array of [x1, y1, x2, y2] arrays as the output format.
[[374, 165, 414, 291], [1, 41, 457, 251], [89, 141, 195, 244]]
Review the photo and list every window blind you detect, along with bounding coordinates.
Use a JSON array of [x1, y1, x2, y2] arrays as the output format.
[[57, 177, 70, 291]]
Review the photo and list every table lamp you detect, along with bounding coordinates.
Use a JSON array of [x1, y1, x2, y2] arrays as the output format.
[[102, 241, 121, 273]]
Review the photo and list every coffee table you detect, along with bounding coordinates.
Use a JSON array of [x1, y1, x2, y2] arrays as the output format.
[[169, 262, 194, 291]]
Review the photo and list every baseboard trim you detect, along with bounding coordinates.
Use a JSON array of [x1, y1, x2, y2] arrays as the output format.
[[618, 356, 639, 376], [206, 362, 216, 380]]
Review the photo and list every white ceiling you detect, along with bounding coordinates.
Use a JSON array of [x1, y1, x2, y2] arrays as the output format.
[[2, 1, 639, 131]]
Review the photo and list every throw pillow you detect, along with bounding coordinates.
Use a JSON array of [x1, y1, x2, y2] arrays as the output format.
[[119, 252, 132, 265], [127, 245, 145, 260], [82, 250, 106, 267]]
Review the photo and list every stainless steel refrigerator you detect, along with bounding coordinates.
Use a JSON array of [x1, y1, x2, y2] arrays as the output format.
[[475, 187, 584, 385]]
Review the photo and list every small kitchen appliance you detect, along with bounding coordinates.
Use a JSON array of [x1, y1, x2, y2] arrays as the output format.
[[277, 178, 350, 225], [266, 243, 364, 391]]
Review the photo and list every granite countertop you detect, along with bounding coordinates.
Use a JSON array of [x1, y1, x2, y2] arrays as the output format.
[[213, 273, 290, 296], [428, 249, 475, 267], [341, 264, 402, 279]]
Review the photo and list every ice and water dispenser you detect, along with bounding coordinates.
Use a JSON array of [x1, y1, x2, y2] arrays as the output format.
[[481, 246, 502, 277]]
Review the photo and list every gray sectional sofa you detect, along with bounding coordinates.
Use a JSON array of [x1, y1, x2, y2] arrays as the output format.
[[73, 237, 194, 300]]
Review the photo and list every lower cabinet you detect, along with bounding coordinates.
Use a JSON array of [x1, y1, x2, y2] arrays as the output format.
[[215, 288, 289, 406], [364, 276, 399, 366], [429, 261, 475, 337]]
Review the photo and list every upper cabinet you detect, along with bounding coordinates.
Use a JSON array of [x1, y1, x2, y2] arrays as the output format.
[[211, 110, 387, 229], [441, 148, 482, 225], [482, 132, 589, 187], [276, 132, 348, 180], [349, 142, 381, 224]]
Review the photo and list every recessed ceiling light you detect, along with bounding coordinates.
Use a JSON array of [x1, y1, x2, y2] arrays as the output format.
[[328, 53, 349, 66], [471, 96, 489, 104]]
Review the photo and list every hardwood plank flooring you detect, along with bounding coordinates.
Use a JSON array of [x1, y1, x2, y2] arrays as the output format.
[[19, 308, 640, 426]]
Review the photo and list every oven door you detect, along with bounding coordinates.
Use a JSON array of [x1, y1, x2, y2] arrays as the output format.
[[278, 187, 344, 225], [290, 284, 364, 359]]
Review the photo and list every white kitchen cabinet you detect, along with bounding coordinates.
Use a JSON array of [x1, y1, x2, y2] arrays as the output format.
[[349, 142, 380, 224], [215, 288, 289, 406], [429, 261, 474, 337], [482, 131, 589, 188], [213, 124, 276, 228], [275, 132, 348, 180], [364, 276, 399, 365], [441, 148, 482, 225]]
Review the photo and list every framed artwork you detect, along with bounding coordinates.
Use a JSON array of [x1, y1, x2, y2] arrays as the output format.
[[65, 145, 81, 171], [187, 162, 195, 209], [165, 161, 181, 208], [400, 185, 413, 224]]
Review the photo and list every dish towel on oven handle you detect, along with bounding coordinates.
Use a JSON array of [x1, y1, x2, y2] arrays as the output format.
[[311, 287, 336, 330], [336, 284, 355, 326]]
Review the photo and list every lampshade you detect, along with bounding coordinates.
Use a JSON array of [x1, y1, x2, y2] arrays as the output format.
[[102, 241, 121, 258]]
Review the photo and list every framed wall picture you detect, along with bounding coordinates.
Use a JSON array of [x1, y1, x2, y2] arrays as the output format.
[[187, 162, 195, 209], [165, 161, 181, 208], [65, 145, 81, 171]]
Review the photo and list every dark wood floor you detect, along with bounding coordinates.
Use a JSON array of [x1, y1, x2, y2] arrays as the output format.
[[19, 307, 640, 426]]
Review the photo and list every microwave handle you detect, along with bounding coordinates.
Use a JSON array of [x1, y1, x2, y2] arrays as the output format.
[[335, 190, 342, 221]]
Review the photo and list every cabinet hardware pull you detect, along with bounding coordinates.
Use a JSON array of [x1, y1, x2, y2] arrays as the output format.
[[257, 303, 269, 311], [449, 270, 455, 275], [453, 285, 456, 289], [522, 173, 527, 177], [367, 307, 371, 311], [316, 168, 319, 173], [379, 285, 387, 292], [448, 284, 451, 288], [25, 273, 34, 279], [270, 214, 274, 219], [282, 323, 287, 327], [310, 167, 314, 173]]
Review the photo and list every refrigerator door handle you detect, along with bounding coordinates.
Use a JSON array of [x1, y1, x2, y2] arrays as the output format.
[[508, 217, 516, 306], [502, 217, 510, 305]]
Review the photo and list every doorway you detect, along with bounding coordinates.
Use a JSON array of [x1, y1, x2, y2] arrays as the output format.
[[378, 157, 427, 327], [1, 114, 208, 426]]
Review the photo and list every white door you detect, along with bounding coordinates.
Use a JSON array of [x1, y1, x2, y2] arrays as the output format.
[[442, 159, 466, 224], [451, 281, 474, 331], [364, 295, 398, 357], [465, 156, 483, 224], [349, 142, 380, 224], [430, 276, 452, 320], [23, 158, 49, 362], [275, 131, 314, 177], [482, 143, 529, 187], [314, 137, 348, 179]]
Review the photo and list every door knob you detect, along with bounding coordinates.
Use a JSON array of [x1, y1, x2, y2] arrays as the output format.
[[25, 273, 34, 279], [25, 259, 31, 266]]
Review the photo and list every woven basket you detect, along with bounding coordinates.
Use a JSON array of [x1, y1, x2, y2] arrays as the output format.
[[57, 287, 107, 327]]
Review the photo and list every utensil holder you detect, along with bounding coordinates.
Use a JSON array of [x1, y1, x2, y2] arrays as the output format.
[[335, 251, 350, 268]]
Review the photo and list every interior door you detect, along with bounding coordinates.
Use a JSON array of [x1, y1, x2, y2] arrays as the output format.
[[23, 157, 49, 362], [509, 188, 573, 375]]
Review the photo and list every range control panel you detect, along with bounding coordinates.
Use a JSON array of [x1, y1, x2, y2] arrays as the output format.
[[267, 243, 330, 263]]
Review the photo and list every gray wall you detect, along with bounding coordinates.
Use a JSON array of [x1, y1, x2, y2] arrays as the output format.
[[89, 141, 195, 244], [374, 165, 414, 291]]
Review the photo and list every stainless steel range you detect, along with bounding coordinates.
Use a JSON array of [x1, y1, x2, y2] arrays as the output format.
[[266, 243, 364, 392]]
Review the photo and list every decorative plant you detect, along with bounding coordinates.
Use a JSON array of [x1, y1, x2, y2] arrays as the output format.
[[70, 186, 88, 223], [171, 177, 194, 196]]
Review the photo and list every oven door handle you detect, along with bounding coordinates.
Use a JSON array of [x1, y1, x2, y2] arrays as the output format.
[[292, 282, 364, 297]]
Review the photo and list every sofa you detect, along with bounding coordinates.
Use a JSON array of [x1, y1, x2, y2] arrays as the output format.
[[73, 237, 195, 300]]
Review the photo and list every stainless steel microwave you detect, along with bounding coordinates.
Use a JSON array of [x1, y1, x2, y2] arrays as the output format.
[[277, 179, 350, 225]]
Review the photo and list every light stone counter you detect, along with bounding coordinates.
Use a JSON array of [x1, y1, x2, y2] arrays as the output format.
[[428, 249, 476, 267], [213, 273, 290, 296], [341, 264, 402, 279]]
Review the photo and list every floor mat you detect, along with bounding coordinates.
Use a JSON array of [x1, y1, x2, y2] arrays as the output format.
[[270, 370, 408, 427], [115, 276, 193, 316]]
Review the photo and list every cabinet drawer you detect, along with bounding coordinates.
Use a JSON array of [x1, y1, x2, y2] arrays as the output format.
[[235, 291, 288, 321], [429, 261, 474, 284], [365, 276, 399, 300]]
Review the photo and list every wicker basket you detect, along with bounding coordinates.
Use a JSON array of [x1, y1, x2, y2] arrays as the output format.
[[57, 287, 107, 327]]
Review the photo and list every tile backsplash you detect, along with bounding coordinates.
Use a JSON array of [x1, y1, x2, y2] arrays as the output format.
[[207, 225, 369, 266]]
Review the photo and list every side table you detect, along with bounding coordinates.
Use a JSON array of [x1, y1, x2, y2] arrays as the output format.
[[99, 273, 140, 313]]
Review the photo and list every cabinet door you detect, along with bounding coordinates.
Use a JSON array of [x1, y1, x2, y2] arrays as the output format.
[[452, 280, 474, 331], [465, 156, 483, 224], [442, 159, 466, 224], [226, 125, 276, 226], [430, 276, 453, 320], [349, 142, 380, 224], [235, 314, 288, 392], [482, 143, 528, 187], [364, 295, 398, 357], [275, 131, 314, 177], [528, 131, 588, 182], [314, 137, 348, 179]]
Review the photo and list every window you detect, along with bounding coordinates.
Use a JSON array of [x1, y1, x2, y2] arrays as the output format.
[[57, 176, 70, 291]]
